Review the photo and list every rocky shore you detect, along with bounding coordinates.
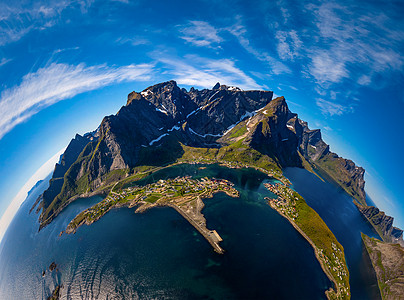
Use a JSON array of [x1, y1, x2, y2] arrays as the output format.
[[362, 233, 404, 299]]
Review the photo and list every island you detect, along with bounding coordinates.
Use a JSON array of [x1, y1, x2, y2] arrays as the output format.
[[47, 285, 60, 300], [362, 233, 404, 300], [66, 176, 239, 254], [49, 262, 57, 272], [36, 81, 361, 299], [265, 182, 350, 300]]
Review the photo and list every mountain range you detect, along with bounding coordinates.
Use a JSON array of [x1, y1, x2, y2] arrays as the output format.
[[37, 81, 369, 229]]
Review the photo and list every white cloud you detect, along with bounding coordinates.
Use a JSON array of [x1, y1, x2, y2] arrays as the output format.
[[0, 62, 154, 140], [0, 0, 94, 46], [275, 30, 302, 61], [227, 22, 291, 75], [155, 54, 262, 90], [180, 18, 292, 75], [306, 1, 404, 85], [309, 51, 349, 84], [316, 98, 351, 116], [180, 21, 223, 48], [280, 7, 290, 24], [0, 148, 65, 243], [330, 91, 337, 100], [357, 75, 371, 86], [0, 57, 12, 67], [116, 36, 149, 46]]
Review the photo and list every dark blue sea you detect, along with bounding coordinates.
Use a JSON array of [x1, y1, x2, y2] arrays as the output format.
[[0, 164, 379, 299]]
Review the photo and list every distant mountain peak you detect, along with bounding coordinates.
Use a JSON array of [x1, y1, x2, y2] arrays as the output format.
[[212, 82, 221, 90]]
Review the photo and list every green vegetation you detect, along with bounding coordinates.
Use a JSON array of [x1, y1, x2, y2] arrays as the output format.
[[362, 234, 404, 300], [41, 123, 288, 227], [136, 135, 184, 166], [145, 193, 160, 203], [69, 211, 86, 229], [35, 85, 368, 300], [48, 123, 351, 300], [228, 122, 247, 139], [89, 130, 105, 164], [266, 183, 350, 299], [314, 153, 364, 204], [179, 139, 283, 179], [104, 169, 129, 184], [66, 176, 239, 234], [40, 140, 98, 224], [47, 285, 60, 300]]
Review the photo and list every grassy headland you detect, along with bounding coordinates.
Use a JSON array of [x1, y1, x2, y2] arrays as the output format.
[[266, 182, 350, 300]]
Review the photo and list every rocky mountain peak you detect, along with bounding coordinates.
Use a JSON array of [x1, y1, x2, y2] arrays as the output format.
[[143, 80, 178, 94], [38, 80, 368, 227], [126, 91, 142, 105], [267, 96, 288, 115], [135, 80, 196, 121]]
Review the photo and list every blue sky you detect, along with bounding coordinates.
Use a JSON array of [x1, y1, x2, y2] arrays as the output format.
[[0, 0, 403, 238]]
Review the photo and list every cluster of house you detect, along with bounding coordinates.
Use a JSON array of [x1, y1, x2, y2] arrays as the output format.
[[317, 245, 349, 296], [110, 176, 237, 205], [264, 183, 299, 220], [265, 181, 349, 297]]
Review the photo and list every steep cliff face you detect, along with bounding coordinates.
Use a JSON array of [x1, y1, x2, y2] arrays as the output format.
[[245, 97, 301, 167], [39, 81, 275, 225], [287, 117, 366, 204], [185, 84, 273, 138], [297, 121, 329, 162], [41, 133, 96, 211], [39, 80, 368, 227], [356, 204, 404, 244], [87, 97, 172, 180]]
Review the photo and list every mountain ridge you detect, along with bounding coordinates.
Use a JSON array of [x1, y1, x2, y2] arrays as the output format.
[[37, 80, 367, 228], [356, 203, 404, 245]]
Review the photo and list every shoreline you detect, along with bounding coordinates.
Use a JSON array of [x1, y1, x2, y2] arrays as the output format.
[[65, 176, 239, 254], [66, 198, 226, 254], [40, 189, 108, 231], [41, 160, 285, 231], [361, 234, 383, 297], [268, 200, 342, 300], [170, 204, 224, 254]]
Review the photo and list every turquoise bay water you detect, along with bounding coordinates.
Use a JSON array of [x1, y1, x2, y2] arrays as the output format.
[[0, 164, 377, 299]]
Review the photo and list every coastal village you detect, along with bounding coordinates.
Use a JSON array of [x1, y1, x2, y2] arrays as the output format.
[[66, 176, 239, 253], [64, 161, 351, 299], [181, 154, 289, 186], [264, 182, 350, 299]]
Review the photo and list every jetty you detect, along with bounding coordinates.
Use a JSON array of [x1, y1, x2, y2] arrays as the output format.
[[66, 176, 239, 254]]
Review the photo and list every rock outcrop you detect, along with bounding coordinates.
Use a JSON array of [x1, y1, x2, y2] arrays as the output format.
[[356, 203, 404, 244], [362, 233, 404, 300], [40, 133, 97, 215], [287, 118, 366, 204]]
